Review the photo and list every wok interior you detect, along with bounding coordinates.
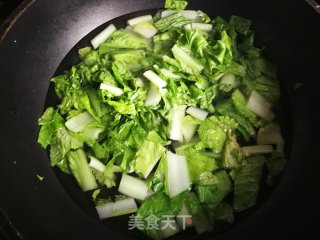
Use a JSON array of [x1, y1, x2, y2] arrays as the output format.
[[44, 0, 315, 237]]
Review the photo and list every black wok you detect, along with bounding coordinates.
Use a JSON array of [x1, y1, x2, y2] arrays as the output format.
[[0, 0, 320, 239]]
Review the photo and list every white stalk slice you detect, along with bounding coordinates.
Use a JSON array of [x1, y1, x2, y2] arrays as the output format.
[[257, 125, 285, 154], [208, 103, 215, 113], [133, 21, 158, 38], [171, 44, 204, 73], [118, 174, 149, 200], [145, 82, 162, 107], [91, 24, 116, 49], [100, 83, 123, 96], [83, 127, 104, 141], [160, 68, 181, 79], [125, 25, 133, 31], [169, 105, 186, 142], [166, 151, 191, 198], [220, 73, 236, 85], [65, 111, 94, 132], [186, 107, 208, 121], [242, 145, 274, 157], [96, 197, 137, 219], [127, 15, 153, 26], [180, 10, 198, 20], [159, 88, 168, 95], [184, 24, 192, 31], [89, 156, 106, 172], [261, 110, 275, 121], [247, 90, 275, 121], [96, 202, 114, 219], [257, 125, 281, 144], [143, 70, 167, 88], [159, 219, 180, 239], [248, 90, 272, 109], [184, 23, 213, 31], [68, 149, 98, 191], [161, 10, 198, 19], [184, 24, 192, 30], [135, 77, 145, 88], [181, 123, 198, 143], [195, 81, 207, 90], [161, 10, 176, 18], [112, 197, 138, 217]]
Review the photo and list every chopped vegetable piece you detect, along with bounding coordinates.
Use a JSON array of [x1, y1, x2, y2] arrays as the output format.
[[91, 24, 116, 49], [165, 151, 191, 198], [68, 149, 98, 191], [143, 70, 167, 88], [118, 174, 150, 200], [127, 15, 153, 26], [186, 106, 208, 121], [96, 196, 138, 219], [234, 155, 264, 211], [242, 145, 274, 157]]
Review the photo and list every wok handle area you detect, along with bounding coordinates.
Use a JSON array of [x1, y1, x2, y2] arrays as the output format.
[[305, 0, 320, 13], [0, 0, 34, 42], [0, 209, 24, 240]]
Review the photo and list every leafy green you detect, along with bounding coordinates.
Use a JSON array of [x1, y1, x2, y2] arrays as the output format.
[[68, 149, 98, 191], [38, 107, 84, 173], [233, 155, 264, 212], [216, 100, 256, 141], [137, 191, 185, 239], [91, 141, 110, 159], [99, 30, 149, 53], [102, 163, 122, 188], [197, 116, 237, 153], [134, 131, 166, 178], [55, 127, 83, 155], [171, 44, 204, 75], [231, 89, 260, 126], [107, 100, 136, 115], [265, 151, 287, 176], [223, 133, 244, 168], [154, 13, 190, 32], [165, 0, 188, 10], [203, 30, 233, 71], [214, 202, 234, 223], [197, 172, 218, 185], [176, 145, 219, 183], [84, 50, 99, 66], [184, 192, 212, 233], [162, 79, 197, 109], [153, 31, 179, 54], [229, 15, 251, 35], [251, 76, 280, 104], [195, 170, 232, 207], [78, 46, 92, 59], [38, 107, 64, 148]]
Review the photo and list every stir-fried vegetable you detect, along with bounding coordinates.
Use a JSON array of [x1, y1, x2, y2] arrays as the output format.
[[37, 0, 286, 239]]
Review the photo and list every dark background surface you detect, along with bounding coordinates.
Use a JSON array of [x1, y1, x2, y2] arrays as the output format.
[[0, 1, 22, 24], [0, 3, 23, 240], [0, 2, 23, 238], [1, 2, 26, 239], [0, 0, 320, 240], [0, 0, 22, 239]]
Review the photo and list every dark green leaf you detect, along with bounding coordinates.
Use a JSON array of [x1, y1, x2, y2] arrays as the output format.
[[234, 155, 264, 212]]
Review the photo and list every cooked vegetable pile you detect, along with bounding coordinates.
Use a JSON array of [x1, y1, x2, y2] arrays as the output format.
[[38, 0, 286, 239]]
